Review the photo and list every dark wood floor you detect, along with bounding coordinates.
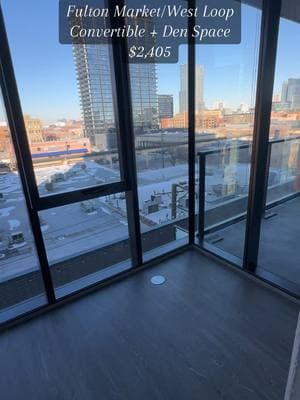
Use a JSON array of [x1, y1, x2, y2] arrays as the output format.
[[0, 249, 299, 400]]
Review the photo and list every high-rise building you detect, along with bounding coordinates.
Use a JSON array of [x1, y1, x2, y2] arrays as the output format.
[[281, 81, 288, 103], [179, 64, 204, 113], [73, 44, 159, 151], [292, 94, 300, 110], [73, 45, 117, 151], [158, 95, 174, 119], [129, 64, 159, 133], [281, 78, 300, 110]]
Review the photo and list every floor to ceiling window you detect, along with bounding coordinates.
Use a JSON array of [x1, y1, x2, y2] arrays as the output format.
[[128, 1, 190, 261], [195, 0, 262, 263], [0, 0, 300, 328], [38, 193, 131, 298], [257, 1, 300, 288], [0, 92, 47, 323], [0, 1, 135, 300], [2, 2, 122, 197]]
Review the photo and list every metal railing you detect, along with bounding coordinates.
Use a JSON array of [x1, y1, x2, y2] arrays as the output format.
[[197, 136, 300, 244]]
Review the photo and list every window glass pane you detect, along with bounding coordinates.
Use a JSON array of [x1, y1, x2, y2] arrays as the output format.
[[266, 139, 300, 204], [0, 92, 47, 323], [128, 4, 189, 261], [2, 1, 122, 197], [196, 1, 262, 262], [39, 193, 131, 297], [258, 4, 300, 285], [138, 56, 190, 261]]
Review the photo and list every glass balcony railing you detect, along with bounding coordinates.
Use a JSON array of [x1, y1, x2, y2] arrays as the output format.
[[196, 136, 300, 264]]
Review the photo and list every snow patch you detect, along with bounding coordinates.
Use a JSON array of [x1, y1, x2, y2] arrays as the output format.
[[0, 206, 15, 217], [101, 207, 111, 215], [8, 219, 21, 231]]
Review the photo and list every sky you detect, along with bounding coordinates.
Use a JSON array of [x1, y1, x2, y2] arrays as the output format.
[[0, 0, 300, 123]]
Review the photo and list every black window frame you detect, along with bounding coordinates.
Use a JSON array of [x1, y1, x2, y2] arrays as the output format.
[[2, 0, 299, 332]]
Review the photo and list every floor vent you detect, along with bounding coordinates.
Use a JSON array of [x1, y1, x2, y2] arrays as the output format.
[[150, 275, 166, 285]]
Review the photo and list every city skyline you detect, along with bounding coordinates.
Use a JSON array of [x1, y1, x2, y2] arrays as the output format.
[[0, 2, 300, 123], [1, 74, 299, 126]]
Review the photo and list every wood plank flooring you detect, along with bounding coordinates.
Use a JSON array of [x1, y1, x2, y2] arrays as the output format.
[[0, 249, 298, 400]]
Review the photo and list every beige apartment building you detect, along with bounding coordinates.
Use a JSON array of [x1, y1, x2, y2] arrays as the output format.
[[24, 115, 43, 143]]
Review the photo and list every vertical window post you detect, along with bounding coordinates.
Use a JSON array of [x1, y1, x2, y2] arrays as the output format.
[[108, 0, 143, 267], [243, 0, 282, 272], [0, 5, 56, 303], [188, 0, 196, 245]]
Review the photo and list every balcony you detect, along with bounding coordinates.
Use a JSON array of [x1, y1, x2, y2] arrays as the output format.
[[197, 136, 300, 296], [205, 196, 300, 288], [1, 137, 300, 322]]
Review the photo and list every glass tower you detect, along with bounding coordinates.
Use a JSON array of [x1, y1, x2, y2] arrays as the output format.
[[179, 64, 204, 113], [73, 44, 159, 151]]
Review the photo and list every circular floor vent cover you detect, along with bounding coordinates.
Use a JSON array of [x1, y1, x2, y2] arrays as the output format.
[[150, 275, 166, 285]]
